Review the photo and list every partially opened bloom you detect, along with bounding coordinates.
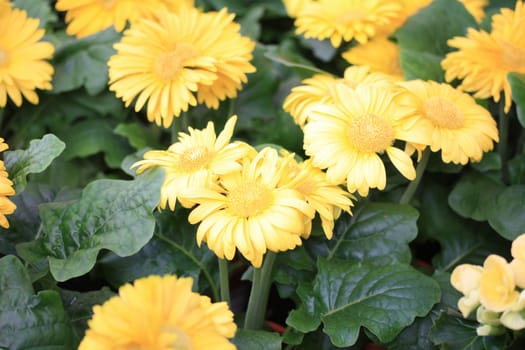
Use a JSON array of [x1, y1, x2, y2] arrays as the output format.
[[55, 0, 194, 38], [293, 0, 402, 47], [396, 80, 499, 165], [303, 83, 427, 196], [108, 8, 255, 127], [133, 116, 253, 210], [479, 255, 519, 312], [0, 5, 54, 107], [280, 154, 355, 239], [283, 65, 395, 128], [185, 147, 315, 268], [442, 1, 525, 113], [79, 275, 237, 350], [451, 264, 483, 317], [0, 139, 16, 229], [342, 37, 404, 80]]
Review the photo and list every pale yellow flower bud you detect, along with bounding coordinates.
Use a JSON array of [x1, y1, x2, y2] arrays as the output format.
[[476, 306, 501, 326]]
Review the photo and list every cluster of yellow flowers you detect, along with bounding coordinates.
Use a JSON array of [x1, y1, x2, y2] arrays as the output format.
[[133, 116, 354, 267], [0, 139, 15, 229], [284, 66, 498, 196], [451, 234, 525, 336]]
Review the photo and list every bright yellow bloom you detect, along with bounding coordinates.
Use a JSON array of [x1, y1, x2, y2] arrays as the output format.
[[451, 263, 483, 317], [0, 139, 16, 229], [108, 8, 256, 127], [279, 154, 355, 239], [375, 0, 432, 37], [0, 5, 54, 107], [342, 37, 404, 80], [185, 147, 315, 268], [396, 80, 499, 165], [55, 0, 193, 38], [442, 1, 525, 113], [294, 0, 402, 47], [459, 0, 488, 23], [283, 65, 396, 128], [479, 255, 519, 313], [133, 116, 253, 210], [303, 83, 427, 197], [79, 275, 237, 350]]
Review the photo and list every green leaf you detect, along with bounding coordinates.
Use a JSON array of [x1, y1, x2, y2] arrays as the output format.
[[114, 122, 161, 150], [287, 259, 441, 347], [448, 172, 503, 221], [508, 73, 525, 127], [52, 28, 120, 95], [326, 202, 419, 264], [238, 5, 265, 40], [59, 118, 133, 168], [4, 134, 66, 193], [395, 0, 478, 81], [0, 255, 75, 349], [17, 169, 164, 282], [232, 330, 282, 350], [13, 0, 58, 27], [384, 314, 438, 350], [509, 153, 525, 185], [487, 185, 525, 240]]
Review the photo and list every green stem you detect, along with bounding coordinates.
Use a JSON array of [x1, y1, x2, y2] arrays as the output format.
[[171, 112, 189, 144], [218, 258, 231, 304], [399, 148, 431, 205], [498, 102, 510, 185], [244, 251, 277, 330], [154, 233, 220, 302]]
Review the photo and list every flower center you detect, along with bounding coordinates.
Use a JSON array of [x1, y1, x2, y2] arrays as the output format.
[[177, 146, 213, 173], [423, 97, 465, 129], [347, 113, 394, 153], [337, 9, 366, 24], [155, 43, 199, 81], [227, 181, 273, 218], [0, 48, 9, 67], [500, 39, 525, 73]]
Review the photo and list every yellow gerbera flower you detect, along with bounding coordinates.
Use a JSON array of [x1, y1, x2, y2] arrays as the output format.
[[0, 5, 54, 107], [133, 116, 253, 211], [280, 154, 355, 239], [441, 1, 525, 113], [294, 0, 402, 47], [79, 275, 237, 350], [459, 0, 488, 23], [342, 37, 404, 80], [303, 83, 427, 197], [108, 8, 256, 128], [283, 65, 396, 128], [0, 139, 16, 229], [55, 0, 193, 38], [396, 80, 499, 165], [185, 147, 315, 268]]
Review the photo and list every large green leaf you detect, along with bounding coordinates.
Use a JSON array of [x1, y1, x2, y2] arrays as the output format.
[[509, 73, 525, 127], [394, 0, 478, 81], [0, 255, 75, 349], [384, 314, 438, 350], [17, 169, 164, 282], [448, 172, 504, 221], [52, 28, 120, 95], [487, 185, 525, 240], [4, 134, 66, 193], [287, 259, 441, 347], [232, 330, 282, 350]]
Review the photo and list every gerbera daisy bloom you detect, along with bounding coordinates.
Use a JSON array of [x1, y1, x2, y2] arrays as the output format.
[[279, 154, 355, 239], [78, 275, 237, 350], [133, 115, 254, 210], [441, 1, 525, 113], [55, 0, 192, 38], [108, 7, 256, 128], [185, 147, 315, 268], [342, 37, 404, 80], [396, 80, 499, 165], [0, 139, 16, 229], [283, 65, 396, 127], [459, 0, 489, 23], [303, 83, 428, 197], [293, 0, 402, 47], [0, 5, 54, 107]]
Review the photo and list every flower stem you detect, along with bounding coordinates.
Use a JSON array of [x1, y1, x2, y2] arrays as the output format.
[[244, 251, 277, 330], [498, 102, 510, 185], [399, 148, 431, 205], [170, 112, 189, 144], [218, 258, 231, 304]]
